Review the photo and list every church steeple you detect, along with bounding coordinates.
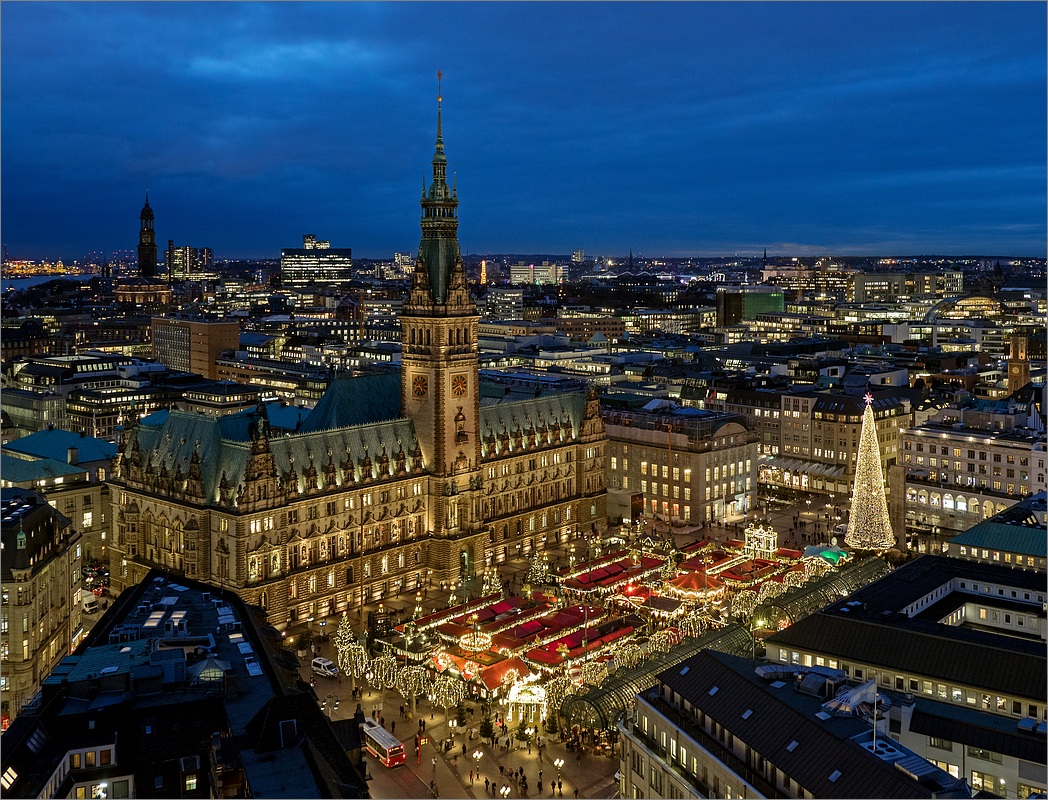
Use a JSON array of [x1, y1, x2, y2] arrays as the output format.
[[413, 71, 464, 306], [138, 193, 158, 278]]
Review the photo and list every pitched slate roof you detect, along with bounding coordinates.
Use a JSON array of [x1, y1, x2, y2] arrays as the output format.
[[657, 650, 945, 799], [299, 372, 403, 433], [129, 406, 422, 506], [768, 611, 1046, 701]]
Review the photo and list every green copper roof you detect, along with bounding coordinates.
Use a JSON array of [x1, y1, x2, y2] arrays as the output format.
[[299, 372, 403, 433]]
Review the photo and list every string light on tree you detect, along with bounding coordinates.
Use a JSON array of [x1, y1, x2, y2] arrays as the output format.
[[844, 393, 896, 551], [731, 588, 758, 619], [613, 643, 643, 670], [543, 675, 575, 719], [371, 648, 398, 689], [432, 674, 466, 709], [578, 661, 608, 687], [396, 665, 430, 715], [334, 614, 370, 689]]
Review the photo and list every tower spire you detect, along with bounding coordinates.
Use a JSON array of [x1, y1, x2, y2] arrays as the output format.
[[413, 70, 460, 305]]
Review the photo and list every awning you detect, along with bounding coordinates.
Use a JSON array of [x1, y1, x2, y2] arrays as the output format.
[[760, 455, 846, 479]]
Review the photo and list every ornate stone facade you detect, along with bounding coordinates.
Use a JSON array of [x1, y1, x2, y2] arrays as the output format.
[[108, 89, 606, 630]]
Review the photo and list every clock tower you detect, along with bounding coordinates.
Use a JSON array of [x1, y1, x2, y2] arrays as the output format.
[[1007, 335, 1030, 394], [401, 76, 485, 583]]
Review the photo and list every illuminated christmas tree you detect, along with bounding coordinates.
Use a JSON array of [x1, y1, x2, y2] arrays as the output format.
[[844, 393, 896, 551]]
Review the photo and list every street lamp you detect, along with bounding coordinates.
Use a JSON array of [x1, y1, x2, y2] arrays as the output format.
[[554, 758, 564, 781], [500, 786, 510, 798]]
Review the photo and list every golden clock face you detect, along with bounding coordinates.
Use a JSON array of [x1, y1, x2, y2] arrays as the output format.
[[1011, 366, 1020, 374], [451, 375, 468, 397], [412, 374, 429, 397]]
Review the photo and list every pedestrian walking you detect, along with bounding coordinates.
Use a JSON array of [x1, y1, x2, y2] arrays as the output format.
[[538, 770, 543, 782], [573, 789, 578, 799], [391, 720, 396, 735], [485, 778, 490, 793], [470, 770, 475, 785], [558, 779, 563, 795], [499, 765, 504, 777], [432, 757, 437, 770]]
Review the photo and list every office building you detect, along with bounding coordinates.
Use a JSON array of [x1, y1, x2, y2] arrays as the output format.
[[151, 317, 240, 381], [619, 649, 971, 799], [280, 235, 353, 286], [604, 403, 758, 525]]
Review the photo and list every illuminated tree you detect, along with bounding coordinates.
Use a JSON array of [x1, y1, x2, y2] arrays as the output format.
[[731, 589, 758, 619], [757, 581, 785, 604], [613, 643, 644, 670], [804, 558, 832, 580], [334, 614, 369, 690], [524, 551, 551, 586], [679, 613, 707, 639], [371, 649, 398, 689], [431, 674, 466, 710], [395, 665, 430, 715], [544, 675, 575, 719], [783, 570, 808, 589], [845, 394, 896, 550], [579, 661, 608, 687], [648, 629, 679, 654]]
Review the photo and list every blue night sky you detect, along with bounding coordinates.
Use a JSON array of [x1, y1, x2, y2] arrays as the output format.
[[2, 2, 1045, 262]]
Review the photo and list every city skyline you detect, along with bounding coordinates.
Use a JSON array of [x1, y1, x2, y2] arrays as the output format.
[[2, 2, 1045, 263]]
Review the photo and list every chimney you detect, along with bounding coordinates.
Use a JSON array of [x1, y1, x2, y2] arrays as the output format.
[[67, 446, 79, 465]]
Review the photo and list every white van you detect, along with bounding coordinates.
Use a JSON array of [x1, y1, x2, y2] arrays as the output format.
[[82, 595, 99, 614], [311, 656, 338, 678]]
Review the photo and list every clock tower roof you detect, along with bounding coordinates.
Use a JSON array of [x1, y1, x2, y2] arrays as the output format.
[[414, 71, 465, 307]]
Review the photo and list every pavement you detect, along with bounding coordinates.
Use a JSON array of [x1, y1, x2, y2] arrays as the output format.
[[301, 652, 619, 800]]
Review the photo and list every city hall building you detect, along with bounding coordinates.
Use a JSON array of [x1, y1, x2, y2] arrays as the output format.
[[108, 93, 607, 629]]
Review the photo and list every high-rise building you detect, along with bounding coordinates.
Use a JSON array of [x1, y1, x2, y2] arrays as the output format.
[[280, 234, 353, 286], [715, 285, 784, 327], [165, 241, 215, 281], [110, 85, 608, 630], [136, 193, 157, 277], [151, 317, 240, 380]]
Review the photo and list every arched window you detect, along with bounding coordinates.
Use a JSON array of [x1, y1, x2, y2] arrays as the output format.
[[956, 496, 967, 513], [942, 494, 954, 510]]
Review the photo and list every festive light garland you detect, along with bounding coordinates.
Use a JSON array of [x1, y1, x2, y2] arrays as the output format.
[[845, 394, 896, 551], [783, 570, 808, 589], [678, 613, 708, 639], [458, 612, 494, 652]]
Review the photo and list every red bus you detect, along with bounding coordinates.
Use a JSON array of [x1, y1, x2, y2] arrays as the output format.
[[363, 718, 406, 767]]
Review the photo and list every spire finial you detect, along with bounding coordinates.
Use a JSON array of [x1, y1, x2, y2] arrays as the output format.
[[436, 69, 443, 144]]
